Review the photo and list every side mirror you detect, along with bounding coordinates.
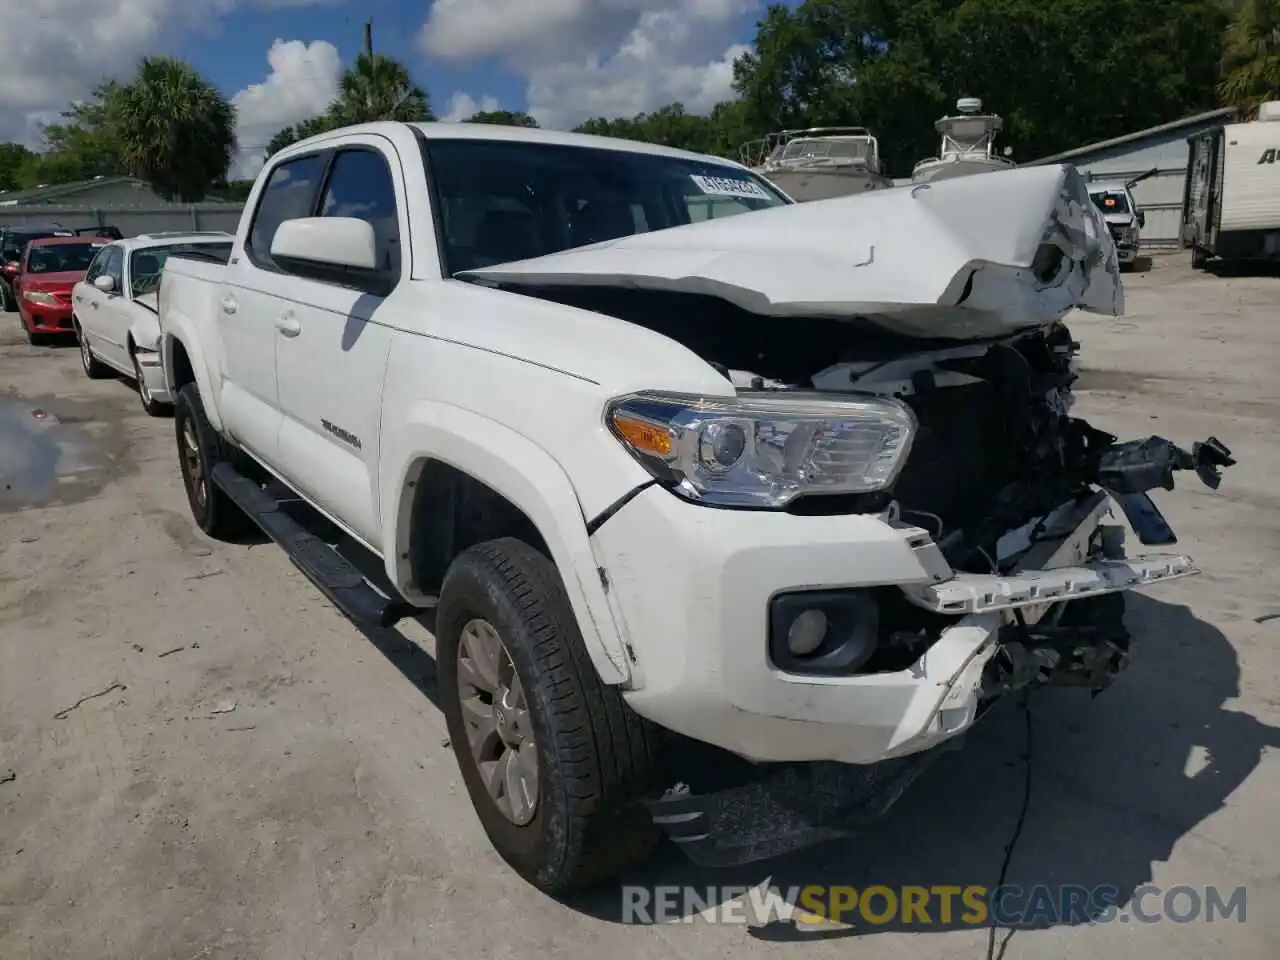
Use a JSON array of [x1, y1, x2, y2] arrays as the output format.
[[93, 274, 115, 293], [271, 217, 378, 271], [1137, 210, 1146, 228], [3, 261, 18, 277]]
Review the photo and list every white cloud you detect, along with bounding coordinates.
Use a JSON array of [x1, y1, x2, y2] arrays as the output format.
[[0, 0, 186, 147], [441, 92, 502, 122], [418, 0, 758, 129], [0, 0, 345, 152], [229, 39, 342, 178]]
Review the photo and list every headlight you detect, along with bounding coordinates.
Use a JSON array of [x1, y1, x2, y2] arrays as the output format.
[[606, 391, 916, 508], [23, 290, 59, 306]]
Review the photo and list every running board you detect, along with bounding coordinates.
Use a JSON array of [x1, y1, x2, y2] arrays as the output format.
[[210, 461, 422, 629]]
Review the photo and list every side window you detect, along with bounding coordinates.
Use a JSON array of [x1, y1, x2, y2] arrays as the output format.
[[318, 148, 401, 278], [103, 247, 124, 289], [247, 153, 327, 266], [84, 245, 113, 282]]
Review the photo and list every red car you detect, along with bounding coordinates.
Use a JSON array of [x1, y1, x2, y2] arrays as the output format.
[[10, 236, 110, 344]]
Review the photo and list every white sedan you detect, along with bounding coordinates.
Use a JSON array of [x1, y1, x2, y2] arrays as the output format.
[[72, 232, 233, 415]]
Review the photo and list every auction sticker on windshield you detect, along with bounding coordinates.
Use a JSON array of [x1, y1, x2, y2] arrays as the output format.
[[690, 173, 771, 200]]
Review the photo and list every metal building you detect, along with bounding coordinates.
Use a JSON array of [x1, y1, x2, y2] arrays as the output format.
[[1028, 107, 1235, 248]]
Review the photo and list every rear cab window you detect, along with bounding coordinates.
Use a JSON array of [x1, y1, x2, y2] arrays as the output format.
[[421, 138, 789, 274], [1089, 190, 1132, 215]]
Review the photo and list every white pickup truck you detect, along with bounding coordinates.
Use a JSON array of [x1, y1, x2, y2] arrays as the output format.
[[157, 121, 1235, 893]]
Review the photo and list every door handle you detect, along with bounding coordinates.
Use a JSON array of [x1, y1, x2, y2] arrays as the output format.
[[220, 296, 237, 315], [274, 312, 301, 337]]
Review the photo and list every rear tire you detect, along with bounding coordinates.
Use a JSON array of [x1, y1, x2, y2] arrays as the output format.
[[76, 319, 113, 379], [173, 383, 251, 541], [437, 537, 663, 895]]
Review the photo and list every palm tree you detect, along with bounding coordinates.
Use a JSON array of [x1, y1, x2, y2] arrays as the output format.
[[263, 114, 341, 160], [111, 57, 235, 201], [331, 53, 433, 125], [1220, 0, 1280, 117]]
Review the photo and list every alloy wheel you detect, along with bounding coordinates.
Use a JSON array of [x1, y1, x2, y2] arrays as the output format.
[[456, 617, 539, 825]]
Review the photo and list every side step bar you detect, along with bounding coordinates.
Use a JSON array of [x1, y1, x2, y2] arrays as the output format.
[[210, 461, 421, 629]]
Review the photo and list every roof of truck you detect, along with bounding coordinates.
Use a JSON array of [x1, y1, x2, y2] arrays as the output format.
[[286, 120, 753, 171]]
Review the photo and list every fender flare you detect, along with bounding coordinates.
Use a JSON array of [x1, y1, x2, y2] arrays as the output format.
[[160, 316, 224, 433], [382, 401, 631, 685]]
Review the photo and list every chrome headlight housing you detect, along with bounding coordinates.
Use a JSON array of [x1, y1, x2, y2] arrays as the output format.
[[606, 391, 916, 508]]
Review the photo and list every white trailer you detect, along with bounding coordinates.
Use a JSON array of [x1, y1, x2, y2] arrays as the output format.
[[1183, 101, 1280, 268]]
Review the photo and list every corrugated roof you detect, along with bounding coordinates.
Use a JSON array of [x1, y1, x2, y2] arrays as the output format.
[[1029, 107, 1235, 165], [0, 176, 149, 204]]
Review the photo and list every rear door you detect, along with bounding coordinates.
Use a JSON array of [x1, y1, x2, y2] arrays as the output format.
[[216, 151, 330, 464]]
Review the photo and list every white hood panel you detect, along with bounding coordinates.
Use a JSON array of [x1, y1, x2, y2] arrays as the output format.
[[460, 163, 1123, 339]]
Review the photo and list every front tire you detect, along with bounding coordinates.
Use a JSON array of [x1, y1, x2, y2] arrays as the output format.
[[132, 349, 167, 416], [76, 319, 113, 379], [437, 538, 663, 895], [173, 383, 250, 540]]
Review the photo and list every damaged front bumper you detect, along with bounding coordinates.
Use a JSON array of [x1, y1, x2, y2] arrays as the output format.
[[635, 436, 1235, 869]]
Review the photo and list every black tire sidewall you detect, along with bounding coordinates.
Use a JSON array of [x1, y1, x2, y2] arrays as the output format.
[[437, 556, 567, 882], [173, 385, 219, 533]]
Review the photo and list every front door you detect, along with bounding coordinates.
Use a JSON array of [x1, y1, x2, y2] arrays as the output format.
[[217, 151, 330, 465], [93, 246, 133, 369], [272, 142, 405, 546]]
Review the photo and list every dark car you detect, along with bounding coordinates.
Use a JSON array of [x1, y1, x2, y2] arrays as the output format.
[[1, 226, 74, 311], [74, 225, 123, 240]]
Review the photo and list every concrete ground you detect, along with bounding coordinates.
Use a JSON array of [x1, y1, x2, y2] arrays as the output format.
[[1, 253, 1277, 959]]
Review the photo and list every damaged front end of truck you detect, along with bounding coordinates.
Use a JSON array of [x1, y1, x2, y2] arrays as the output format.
[[462, 162, 1238, 868]]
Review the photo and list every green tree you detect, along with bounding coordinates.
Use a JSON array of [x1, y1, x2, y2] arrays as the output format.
[[262, 114, 341, 160], [1220, 0, 1280, 117], [111, 56, 236, 200], [466, 110, 539, 127], [331, 53, 432, 125], [0, 143, 35, 191], [731, 0, 1230, 176]]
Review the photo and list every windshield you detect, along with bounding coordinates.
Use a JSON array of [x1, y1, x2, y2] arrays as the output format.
[[422, 138, 790, 274], [130, 242, 232, 296], [1089, 190, 1131, 215], [25, 242, 104, 274]]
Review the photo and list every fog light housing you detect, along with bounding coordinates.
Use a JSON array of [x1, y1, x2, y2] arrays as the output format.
[[769, 590, 880, 676], [787, 608, 829, 655]]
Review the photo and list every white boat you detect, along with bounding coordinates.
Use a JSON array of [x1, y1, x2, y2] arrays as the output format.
[[741, 127, 895, 201], [911, 98, 1016, 184]]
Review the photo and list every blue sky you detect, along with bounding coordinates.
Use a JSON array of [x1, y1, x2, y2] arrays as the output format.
[[6, 1, 796, 177], [183, 0, 532, 119]]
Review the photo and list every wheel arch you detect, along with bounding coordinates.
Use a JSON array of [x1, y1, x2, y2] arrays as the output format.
[[161, 326, 223, 432], [382, 403, 632, 686]]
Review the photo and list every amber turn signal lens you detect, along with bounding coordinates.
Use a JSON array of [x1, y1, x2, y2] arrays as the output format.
[[610, 411, 675, 459]]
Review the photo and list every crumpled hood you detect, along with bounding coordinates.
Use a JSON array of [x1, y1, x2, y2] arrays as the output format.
[[460, 163, 1123, 339]]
